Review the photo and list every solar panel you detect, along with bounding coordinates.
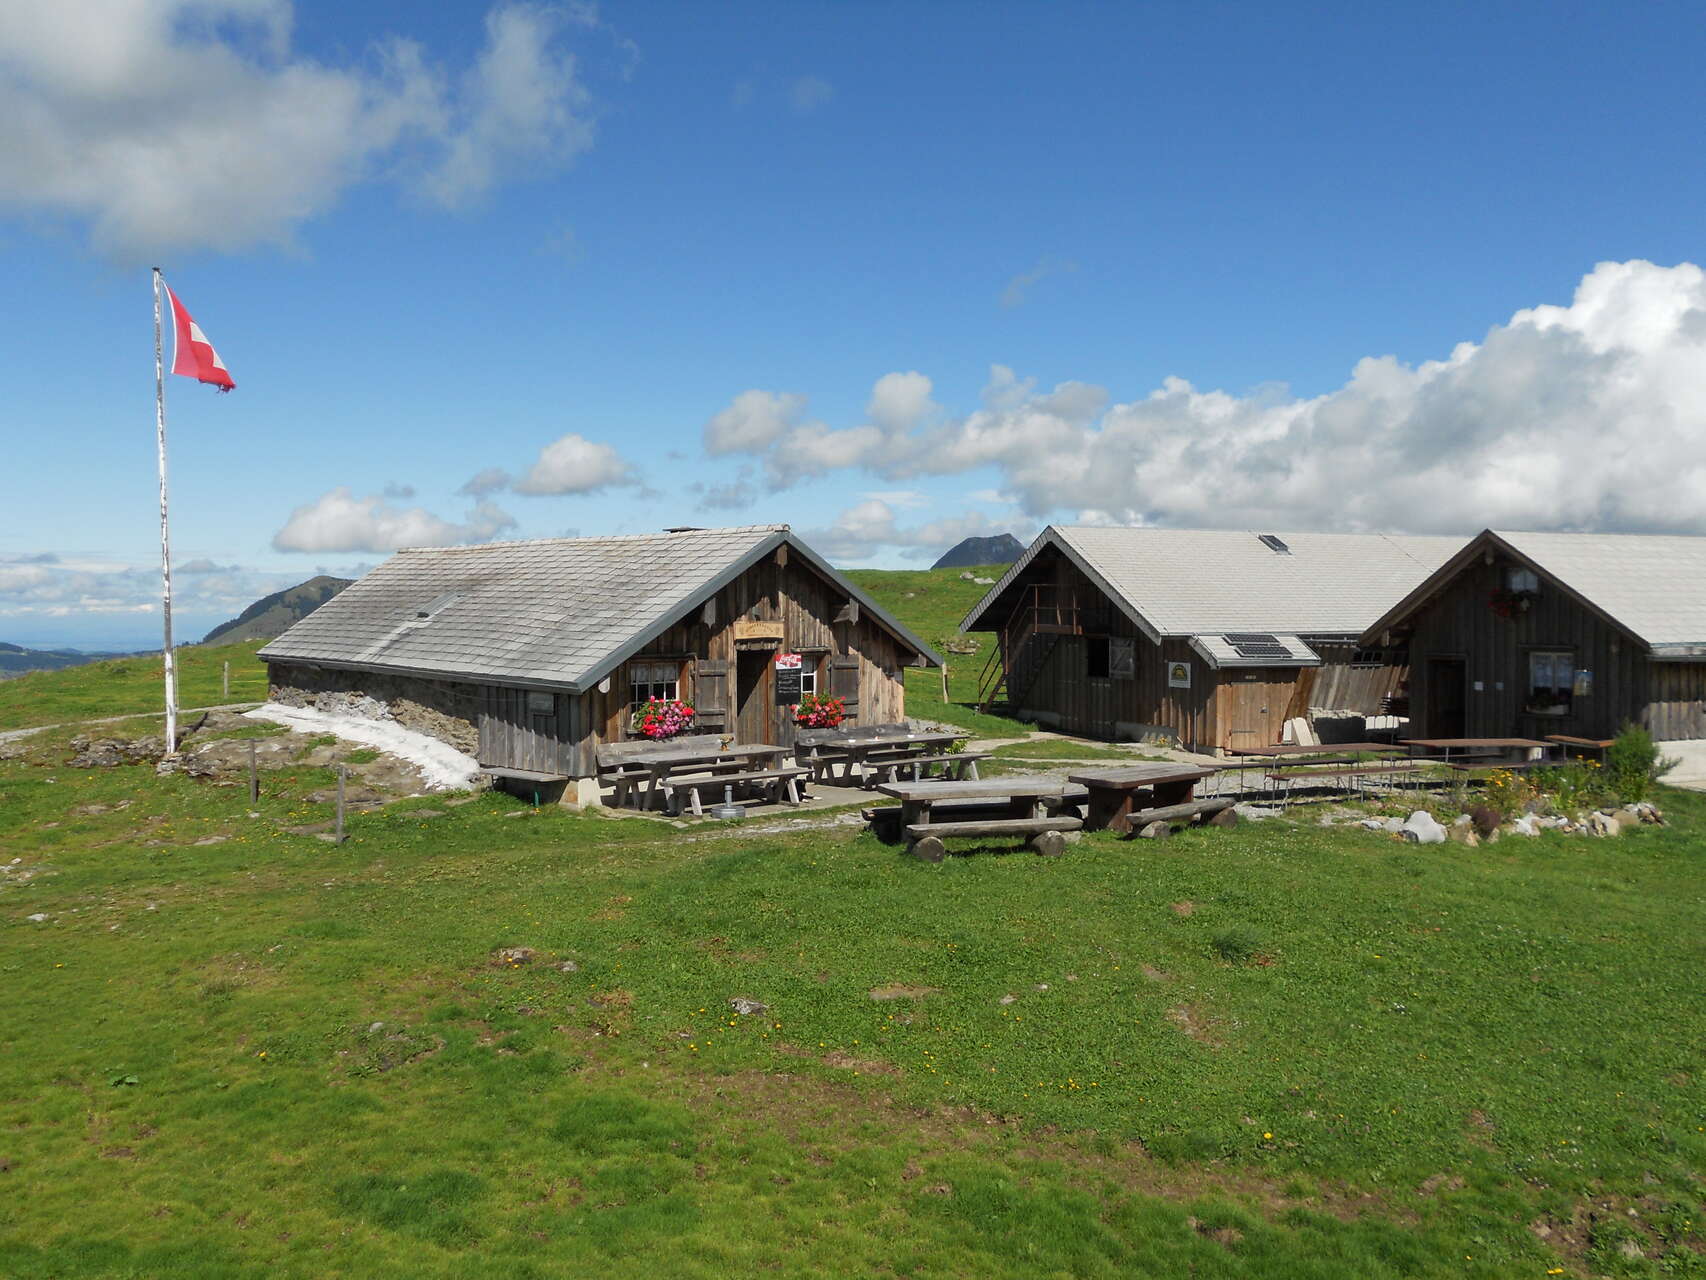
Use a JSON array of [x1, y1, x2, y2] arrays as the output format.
[[1258, 534, 1291, 554], [1223, 633, 1292, 660]]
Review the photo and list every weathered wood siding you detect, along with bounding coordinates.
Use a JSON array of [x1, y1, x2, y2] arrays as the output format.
[[1003, 553, 1220, 748], [1644, 661, 1706, 740], [1398, 553, 1650, 740], [570, 551, 915, 768], [1307, 643, 1409, 715], [478, 686, 578, 775]]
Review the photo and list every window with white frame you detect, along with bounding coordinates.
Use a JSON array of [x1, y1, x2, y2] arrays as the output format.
[[1526, 650, 1574, 715], [629, 660, 680, 705], [798, 660, 818, 698]]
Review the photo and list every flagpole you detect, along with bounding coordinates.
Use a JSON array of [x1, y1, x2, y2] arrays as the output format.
[[154, 268, 179, 758]]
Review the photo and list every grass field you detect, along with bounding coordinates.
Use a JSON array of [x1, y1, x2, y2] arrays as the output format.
[[3, 693, 1704, 1276], [0, 640, 268, 732]]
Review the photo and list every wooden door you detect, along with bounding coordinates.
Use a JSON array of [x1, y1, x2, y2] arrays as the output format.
[[736, 649, 773, 744], [478, 686, 563, 774], [1425, 657, 1467, 738], [1218, 670, 1286, 751], [828, 655, 861, 725]]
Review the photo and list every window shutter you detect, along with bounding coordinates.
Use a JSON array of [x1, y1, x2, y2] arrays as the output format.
[[828, 655, 861, 722], [694, 659, 729, 730]]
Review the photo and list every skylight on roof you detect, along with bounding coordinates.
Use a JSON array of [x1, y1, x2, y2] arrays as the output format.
[[1257, 534, 1291, 554]]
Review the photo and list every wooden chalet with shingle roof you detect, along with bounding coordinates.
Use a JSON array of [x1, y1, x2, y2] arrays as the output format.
[[1360, 529, 1706, 742], [258, 525, 941, 798], [960, 526, 1465, 752]]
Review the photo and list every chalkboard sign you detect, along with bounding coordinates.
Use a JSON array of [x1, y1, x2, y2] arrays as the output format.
[[774, 652, 803, 705]]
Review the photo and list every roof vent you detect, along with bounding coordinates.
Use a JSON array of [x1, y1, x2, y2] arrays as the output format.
[[415, 591, 460, 620], [1257, 534, 1291, 555]]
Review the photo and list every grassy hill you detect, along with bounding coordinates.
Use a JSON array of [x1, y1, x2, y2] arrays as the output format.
[[0, 639, 268, 732], [1, 704, 1703, 1276], [202, 575, 352, 645], [846, 563, 1025, 735]]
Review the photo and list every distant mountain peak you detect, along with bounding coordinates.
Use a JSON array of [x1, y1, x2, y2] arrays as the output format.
[[932, 534, 1024, 570]]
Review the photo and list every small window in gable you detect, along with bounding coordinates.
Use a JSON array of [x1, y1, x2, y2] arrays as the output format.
[[1505, 566, 1540, 595]]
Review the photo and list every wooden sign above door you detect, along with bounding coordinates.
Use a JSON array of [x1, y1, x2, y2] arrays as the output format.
[[733, 619, 785, 646]]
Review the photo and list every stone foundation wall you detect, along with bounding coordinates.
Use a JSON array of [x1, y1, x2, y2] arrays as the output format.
[[266, 662, 480, 755]]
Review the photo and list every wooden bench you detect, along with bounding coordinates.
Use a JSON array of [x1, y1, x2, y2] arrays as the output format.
[[1122, 796, 1238, 838], [903, 815, 1083, 861], [661, 766, 813, 817], [1546, 734, 1615, 759]]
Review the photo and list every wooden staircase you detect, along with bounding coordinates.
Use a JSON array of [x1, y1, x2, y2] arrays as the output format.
[[976, 584, 1082, 712]]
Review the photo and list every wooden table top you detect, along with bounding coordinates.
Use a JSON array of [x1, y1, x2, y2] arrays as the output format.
[[876, 778, 1070, 802], [1231, 742, 1400, 757], [837, 731, 960, 749], [1066, 764, 1219, 788], [1401, 738, 1554, 750], [641, 743, 782, 769]]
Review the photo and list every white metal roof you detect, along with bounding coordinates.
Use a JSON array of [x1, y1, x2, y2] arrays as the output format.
[[961, 526, 1465, 639]]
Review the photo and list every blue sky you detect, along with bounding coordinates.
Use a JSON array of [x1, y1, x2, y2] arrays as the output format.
[[5, 1, 1706, 648]]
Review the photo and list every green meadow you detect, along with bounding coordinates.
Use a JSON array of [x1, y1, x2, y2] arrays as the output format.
[[3, 714, 1704, 1277], [1, 566, 1702, 1276]]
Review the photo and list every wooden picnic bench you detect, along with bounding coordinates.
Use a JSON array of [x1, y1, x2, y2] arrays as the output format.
[[875, 778, 1085, 861], [596, 735, 727, 807], [799, 726, 982, 786], [657, 764, 812, 816], [1066, 764, 1221, 834], [1545, 734, 1616, 759]]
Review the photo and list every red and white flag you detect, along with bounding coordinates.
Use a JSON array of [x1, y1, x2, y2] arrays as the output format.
[[165, 285, 235, 391]]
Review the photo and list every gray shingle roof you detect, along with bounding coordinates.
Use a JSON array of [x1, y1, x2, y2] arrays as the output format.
[[258, 525, 940, 690], [1364, 530, 1706, 653], [962, 526, 1465, 639]]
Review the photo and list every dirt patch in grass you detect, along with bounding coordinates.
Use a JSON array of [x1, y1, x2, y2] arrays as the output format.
[[1167, 1004, 1219, 1045], [1171, 900, 1195, 917], [869, 984, 941, 1001]]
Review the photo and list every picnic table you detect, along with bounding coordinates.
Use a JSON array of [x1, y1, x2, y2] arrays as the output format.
[[875, 778, 1084, 861], [1229, 742, 1418, 801], [635, 742, 806, 816], [1066, 764, 1223, 834], [819, 730, 985, 786], [1402, 738, 1555, 767]]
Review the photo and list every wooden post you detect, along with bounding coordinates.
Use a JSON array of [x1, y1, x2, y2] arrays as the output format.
[[247, 740, 258, 803], [941, 661, 949, 702], [334, 766, 347, 844], [222, 661, 229, 699]]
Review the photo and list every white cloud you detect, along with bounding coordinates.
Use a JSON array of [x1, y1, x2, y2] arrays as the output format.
[[0, 550, 362, 628], [271, 487, 517, 553], [512, 432, 634, 495], [707, 261, 1706, 536], [0, 1, 613, 258], [704, 389, 811, 455], [790, 74, 833, 113], [418, 2, 595, 209], [1000, 255, 1078, 309], [866, 371, 936, 433], [458, 466, 513, 496]]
